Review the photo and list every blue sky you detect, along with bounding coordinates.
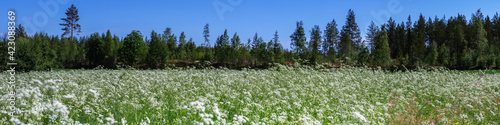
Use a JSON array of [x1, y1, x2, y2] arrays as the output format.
[[2, 0, 499, 49]]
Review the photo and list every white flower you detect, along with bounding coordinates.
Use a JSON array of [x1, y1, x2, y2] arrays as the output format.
[[353, 112, 367, 122], [105, 117, 117, 124]]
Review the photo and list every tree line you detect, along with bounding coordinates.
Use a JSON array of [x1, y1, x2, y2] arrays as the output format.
[[1, 6, 500, 71]]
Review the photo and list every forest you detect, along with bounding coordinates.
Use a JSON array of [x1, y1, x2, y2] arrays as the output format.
[[2, 7, 500, 71]]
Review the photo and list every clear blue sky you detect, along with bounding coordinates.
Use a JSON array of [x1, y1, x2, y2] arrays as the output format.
[[2, 0, 499, 49]]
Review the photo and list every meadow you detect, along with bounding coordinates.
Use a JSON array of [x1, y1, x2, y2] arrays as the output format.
[[1, 67, 499, 124]]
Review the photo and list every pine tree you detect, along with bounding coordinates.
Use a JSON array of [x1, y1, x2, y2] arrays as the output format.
[[366, 21, 379, 53], [290, 21, 307, 60], [202, 24, 212, 61], [340, 9, 362, 62], [60, 4, 81, 40], [203, 23, 210, 48], [324, 19, 339, 63]]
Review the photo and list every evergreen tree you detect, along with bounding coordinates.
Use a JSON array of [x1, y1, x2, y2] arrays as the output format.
[[412, 14, 427, 66], [324, 19, 339, 62], [119, 30, 146, 67], [203, 23, 210, 48], [340, 9, 362, 62], [290, 21, 307, 60], [373, 25, 391, 67], [493, 13, 500, 66], [186, 38, 197, 61], [86, 33, 105, 67], [60, 4, 81, 40], [273, 31, 283, 63], [163, 27, 177, 60], [433, 16, 447, 46], [103, 30, 115, 68], [438, 43, 451, 66], [366, 21, 379, 53], [470, 9, 488, 67], [387, 18, 398, 58], [395, 22, 406, 59], [146, 30, 167, 68], [266, 40, 275, 63], [406, 16, 414, 60], [178, 32, 187, 60], [202, 24, 212, 61], [230, 32, 241, 67], [215, 29, 230, 66], [484, 16, 494, 44], [309, 25, 322, 64], [15, 24, 27, 38], [357, 44, 370, 66], [426, 41, 438, 65]]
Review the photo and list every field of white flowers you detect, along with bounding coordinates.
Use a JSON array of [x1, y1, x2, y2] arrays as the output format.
[[1, 67, 499, 124]]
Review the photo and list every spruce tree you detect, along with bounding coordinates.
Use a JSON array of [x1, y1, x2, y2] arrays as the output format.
[[324, 19, 339, 63], [373, 25, 391, 67], [309, 25, 322, 64]]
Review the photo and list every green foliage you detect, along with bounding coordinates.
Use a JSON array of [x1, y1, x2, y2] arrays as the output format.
[[15, 33, 58, 71], [146, 30, 167, 69], [86, 33, 105, 67], [324, 19, 339, 63], [290, 21, 307, 60], [366, 21, 378, 53], [215, 29, 230, 66], [373, 25, 391, 67], [59, 4, 81, 40], [103, 30, 116, 68], [0, 38, 7, 71], [357, 45, 370, 66], [438, 43, 450, 66], [426, 41, 438, 65], [8, 8, 500, 71], [340, 9, 362, 62], [411, 14, 427, 66], [470, 9, 489, 68], [163, 27, 177, 60], [118, 30, 146, 67], [273, 31, 283, 63], [309, 25, 322, 64], [230, 32, 241, 67]]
